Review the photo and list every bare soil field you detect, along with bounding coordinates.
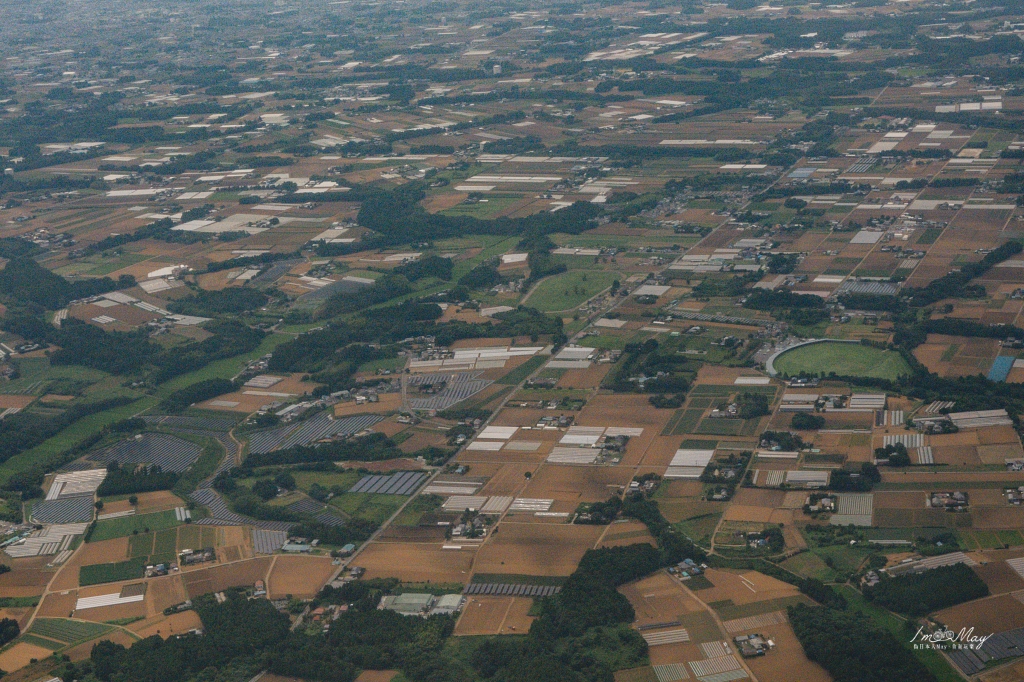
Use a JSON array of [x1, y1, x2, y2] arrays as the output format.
[[0, 607, 33, 630], [473, 523, 603, 577], [972, 561, 1024, 595], [100, 491, 184, 515], [619, 572, 705, 627], [873, 491, 927, 509], [661, 480, 704, 497], [598, 520, 657, 549], [699, 569, 800, 607], [732, 488, 786, 507], [36, 591, 77, 618], [358, 542, 476, 583], [637, 436, 686, 469], [556, 364, 612, 389], [973, 507, 1024, 529], [0, 642, 58, 673], [742, 620, 831, 682], [50, 538, 130, 591], [478, 462, 539, 496], [146, 574, 189, 615], [454, 596, 534, 635], [723, 505, 775, 522], [521, 464, 632, 505], [181, 557, 272, 598], [936, 594, 1024, 632], [267, 556, 336, 598], [129, 610, 203, 639]]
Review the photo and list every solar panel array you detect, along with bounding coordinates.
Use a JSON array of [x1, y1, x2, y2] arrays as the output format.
[[248, 413, 383, 454], [253, 529, 288, 554], [89, 433, 203, 472], [32, 496, 95, 524], [948, 626, 1024, 676], [463, 583, 561, 597], [145, 414, 239, 431], [350, 471, 427, 495], [407, 372, 493, 411], [190, 487, 294, 531]]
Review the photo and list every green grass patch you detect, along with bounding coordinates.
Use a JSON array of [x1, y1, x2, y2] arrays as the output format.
[[498, 355, 547, 385], [682, 574, 715, 590], [916, 228, 942, 245], [694, 418, 748, 436], [79, 558, 148, 586], [773, 341, 911, 380], [357, 356, 406, 374], [127, 533, 153, 558], [839, 586, 963, 682], [780, 551, 840, 582], [0, 596, 39, 608], [330, 493, 406, 526], [708, 595, 810, 621], [153, 528, 178, 555], [811, 545, 873, 576], [18, 633, 65, 650], [668, 409, 704, 436], [526, 270, 620, 312], [89, 510, 180, 542]]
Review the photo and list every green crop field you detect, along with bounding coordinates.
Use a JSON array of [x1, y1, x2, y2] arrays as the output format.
[[773, 341, 911, 380], [525, 270, 620, 312], [29, 618, 113, 645], [330, 493, 406, 525], [79, 558, 149, 586], [89, 510, 180, 542]]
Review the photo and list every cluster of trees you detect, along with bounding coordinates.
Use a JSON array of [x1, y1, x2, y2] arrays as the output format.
[[605, 339, 695, 394], [241, 432, 408, 468], [796, 577, 847, 610], [789, 604, 937, 682], [574, 496, 622, 525], [354, 182, 601, 249], [838, 292, 905, 314], [392, 255, 453, 282], [0, 618, 18, 648], [791, 412, 824, 430], [829, 463, 881, 492], [733, 392, 771, 419], [97, 462, 179, 496], [874, 443, 911, 467], [0, 396, 134, 470], [904, 240, 1022, 306], [160, 378, 235, 414], [0, 257, 134, 309], [167, 288, 269, 317], [864, 564, 989, 616]]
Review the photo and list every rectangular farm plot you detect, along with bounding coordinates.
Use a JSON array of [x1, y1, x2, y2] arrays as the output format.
[[357, 542, 477, 583], [619, 572, 706, 627], [473, 523, 604, 576], [521, 464, 633, 505], [454, 596, 536, 636], [666, 449, 714, 479]]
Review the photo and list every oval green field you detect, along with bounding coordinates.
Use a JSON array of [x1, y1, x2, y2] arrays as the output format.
[[773, 341, 911, 380]]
